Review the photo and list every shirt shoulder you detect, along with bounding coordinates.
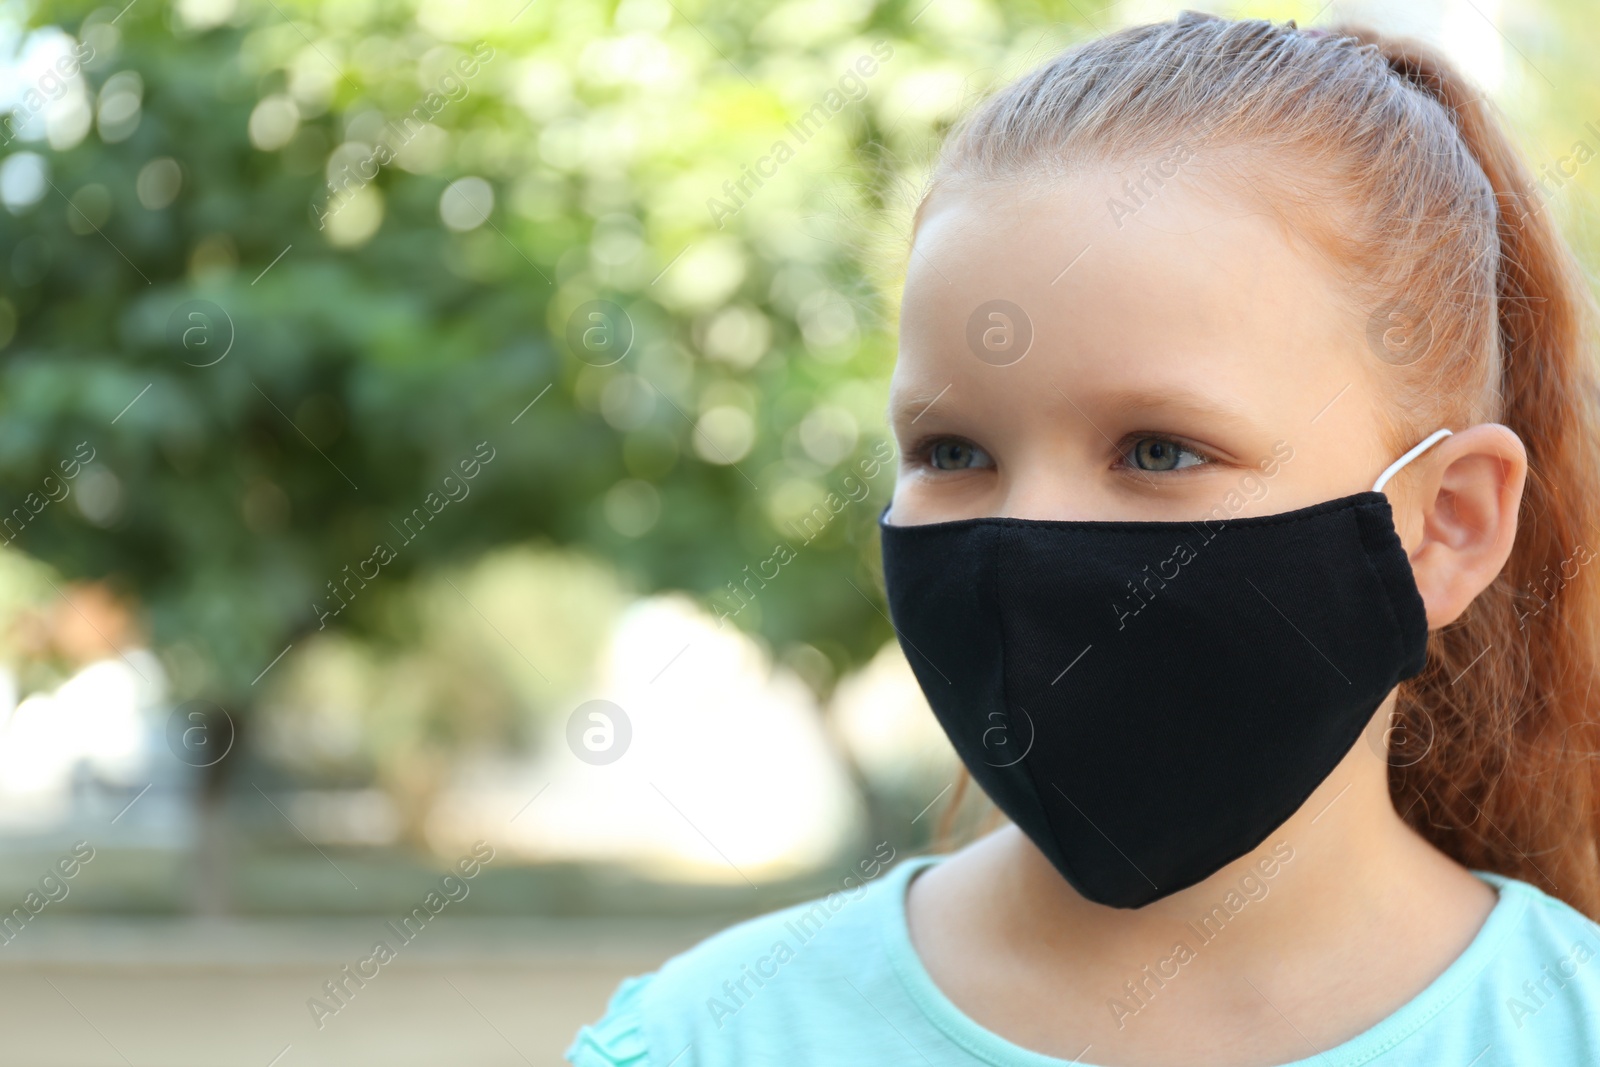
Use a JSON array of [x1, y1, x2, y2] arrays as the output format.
[[1479, 874, 1600, 1044], [1382, 871, 1600, 1066], [565, 851, 933, 1067], [567, 973, 653, 1067]]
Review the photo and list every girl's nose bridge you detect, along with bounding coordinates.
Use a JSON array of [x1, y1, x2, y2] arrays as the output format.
[[998, 454, 1099, 522]]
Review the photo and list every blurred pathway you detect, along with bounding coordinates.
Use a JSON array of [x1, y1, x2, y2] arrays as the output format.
[[0, 916, 720, 1066]]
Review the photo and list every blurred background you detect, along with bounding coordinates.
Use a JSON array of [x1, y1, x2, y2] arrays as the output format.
[[0, 0, 1593, 1062]]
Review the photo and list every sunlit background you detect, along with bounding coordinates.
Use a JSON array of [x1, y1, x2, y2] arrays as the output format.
[[0, 0, 1594, 1062]]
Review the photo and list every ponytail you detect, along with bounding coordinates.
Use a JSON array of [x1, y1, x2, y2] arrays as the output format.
[[1342, 25, 1600, 917]]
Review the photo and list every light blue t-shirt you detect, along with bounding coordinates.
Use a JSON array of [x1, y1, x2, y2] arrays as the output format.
[[566, 853, 1600, 1066]]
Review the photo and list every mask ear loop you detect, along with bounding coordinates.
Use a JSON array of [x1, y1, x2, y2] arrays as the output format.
[[1370, 428, 1453, 494]]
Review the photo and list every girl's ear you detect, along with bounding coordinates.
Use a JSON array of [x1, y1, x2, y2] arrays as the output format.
[[1396, 423, 1528, 630]]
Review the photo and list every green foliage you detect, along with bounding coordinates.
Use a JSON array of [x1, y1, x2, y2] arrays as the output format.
[[0, 0, 1098, 719], [13, 0, 1593, 735]]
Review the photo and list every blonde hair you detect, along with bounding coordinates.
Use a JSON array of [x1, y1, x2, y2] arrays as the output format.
[[924, 12, 1600, 919]]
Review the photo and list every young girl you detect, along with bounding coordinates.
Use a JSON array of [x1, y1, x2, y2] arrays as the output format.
[[568, 13, 1600, 1065]]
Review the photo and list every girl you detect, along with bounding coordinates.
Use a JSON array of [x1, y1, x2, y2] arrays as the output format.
[[569, 13, 1600, 1065]]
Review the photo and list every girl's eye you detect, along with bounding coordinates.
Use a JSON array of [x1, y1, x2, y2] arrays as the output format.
[[1125, 436, 1209, 473], [926, 438, 995, 471]]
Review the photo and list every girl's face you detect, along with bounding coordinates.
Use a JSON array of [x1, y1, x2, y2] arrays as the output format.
[[887, 171, 1396, 527]]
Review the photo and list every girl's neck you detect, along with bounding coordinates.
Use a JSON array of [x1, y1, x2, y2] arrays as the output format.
[[907, 735, 1500, 1065]]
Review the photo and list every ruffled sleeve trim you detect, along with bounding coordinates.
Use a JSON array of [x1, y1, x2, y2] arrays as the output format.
[[565, 973, 655, 1066]]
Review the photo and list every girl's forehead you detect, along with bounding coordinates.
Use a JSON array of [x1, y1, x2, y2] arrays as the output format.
[[890, 175, 1382, 451], [907, 171, 1326, 302]]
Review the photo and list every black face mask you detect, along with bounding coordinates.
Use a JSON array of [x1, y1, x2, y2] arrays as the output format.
[[878, 430, 1446, 909]]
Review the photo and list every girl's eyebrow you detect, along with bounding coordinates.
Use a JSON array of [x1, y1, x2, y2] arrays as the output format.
[[1086, 384, 1262, 431], [886, 389, 956, 428], [886, 385, 1262, 432]]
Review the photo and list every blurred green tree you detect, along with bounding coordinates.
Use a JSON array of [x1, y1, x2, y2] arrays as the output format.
[[0, 0, 1099, 899]]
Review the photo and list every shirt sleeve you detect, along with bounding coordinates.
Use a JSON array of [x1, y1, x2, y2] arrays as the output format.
[[565, 974, 655, 1066]]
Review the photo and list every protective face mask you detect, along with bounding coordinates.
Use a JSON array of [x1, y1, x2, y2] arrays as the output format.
[[878, 428, 1448, 908]]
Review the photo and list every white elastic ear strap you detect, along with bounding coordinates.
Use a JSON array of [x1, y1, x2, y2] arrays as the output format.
[[1371, 428, 1453, 493]]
